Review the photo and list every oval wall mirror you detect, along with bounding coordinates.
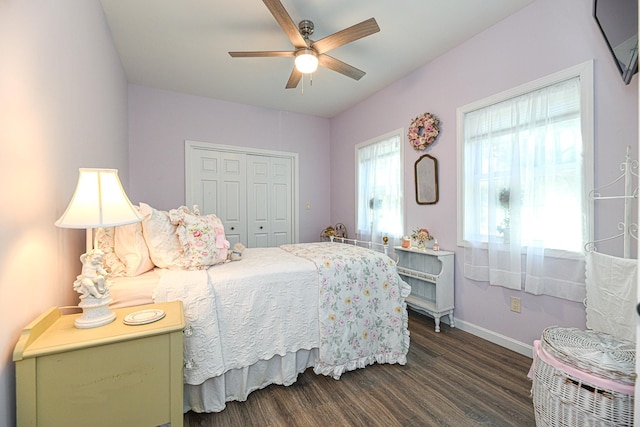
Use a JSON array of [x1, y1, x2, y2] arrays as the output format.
[[415, 154, 439, 204]]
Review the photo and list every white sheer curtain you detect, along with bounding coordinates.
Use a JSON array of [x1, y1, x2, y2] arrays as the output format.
[[356, 134, 403, 244], [462, 76, 587, 302]]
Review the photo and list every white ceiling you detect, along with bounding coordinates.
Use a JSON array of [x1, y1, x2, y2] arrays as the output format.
[[100, 0, 534, 118]]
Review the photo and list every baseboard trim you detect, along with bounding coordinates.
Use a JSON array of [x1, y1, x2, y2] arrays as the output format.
[[447, 318, 534, 359]]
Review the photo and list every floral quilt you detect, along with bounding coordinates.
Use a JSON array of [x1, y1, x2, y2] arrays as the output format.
[[281, 242, 411, 379]]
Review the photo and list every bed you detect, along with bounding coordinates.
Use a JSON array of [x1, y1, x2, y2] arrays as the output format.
[[98, 204, 411, 413]]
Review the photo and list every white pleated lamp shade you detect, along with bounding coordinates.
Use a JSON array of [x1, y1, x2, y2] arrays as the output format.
[[55, 168, 142, 228]]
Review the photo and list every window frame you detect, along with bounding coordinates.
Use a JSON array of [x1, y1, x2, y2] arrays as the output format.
[[354, 128, 405, 239], [456, 61, 594, 258]]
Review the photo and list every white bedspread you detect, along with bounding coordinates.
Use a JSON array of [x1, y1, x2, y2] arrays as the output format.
[[154, 269, 223, 384], [153, 243, 410, 386], [154, 247, 319, 385]]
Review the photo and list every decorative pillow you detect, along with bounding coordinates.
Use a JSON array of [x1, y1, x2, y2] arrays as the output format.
[[169, 208, 230, 269], [114, 221, 155, 276], [95, 227, 126, 277], [139, 202, 188, 269]]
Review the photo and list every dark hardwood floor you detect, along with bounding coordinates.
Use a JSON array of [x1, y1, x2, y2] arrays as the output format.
[[184, 310, 536, 427]]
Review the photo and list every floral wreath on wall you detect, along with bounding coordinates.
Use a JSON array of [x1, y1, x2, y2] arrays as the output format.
[[408, 112, 440, 151]]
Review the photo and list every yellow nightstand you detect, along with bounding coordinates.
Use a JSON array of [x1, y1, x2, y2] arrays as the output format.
[[13, 301, 185, 427]]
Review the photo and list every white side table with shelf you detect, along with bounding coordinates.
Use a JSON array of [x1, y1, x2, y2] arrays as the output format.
[[395, 246, 454, 332]]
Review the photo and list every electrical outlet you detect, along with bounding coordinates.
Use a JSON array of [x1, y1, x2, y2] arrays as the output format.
[[510, 296, 521, 313]]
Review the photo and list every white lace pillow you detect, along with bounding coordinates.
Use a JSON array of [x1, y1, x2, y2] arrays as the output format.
[[139, 202, 187, 269], [114, 221, 155, 276], [95, 227, 126, 277], [170, 209, 230, 269]]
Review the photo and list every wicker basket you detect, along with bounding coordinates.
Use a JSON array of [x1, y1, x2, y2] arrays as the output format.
[[531, 327, 635, 426]]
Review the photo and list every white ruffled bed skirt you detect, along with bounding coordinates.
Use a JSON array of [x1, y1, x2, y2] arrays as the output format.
[[184, 348, 319, 413]]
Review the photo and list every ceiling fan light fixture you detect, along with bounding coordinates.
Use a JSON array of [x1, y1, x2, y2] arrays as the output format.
[[295, 49, 318, 74], [228, 1, 379, 88]]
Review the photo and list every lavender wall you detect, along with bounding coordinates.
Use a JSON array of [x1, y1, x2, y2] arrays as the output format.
[[128, 85, 331, 243], [0, 3, 635, 424], [0, 2, 129, 426], [329, 0, 638, 350]]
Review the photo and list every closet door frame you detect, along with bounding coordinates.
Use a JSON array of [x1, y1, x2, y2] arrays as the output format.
[[185, 140, 299, 244]]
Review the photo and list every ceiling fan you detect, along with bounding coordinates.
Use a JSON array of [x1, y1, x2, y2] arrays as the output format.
[[228, 0, 380, 89]]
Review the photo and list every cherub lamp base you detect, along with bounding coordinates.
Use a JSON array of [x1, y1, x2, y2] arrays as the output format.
[[75, 295, 116, 329]]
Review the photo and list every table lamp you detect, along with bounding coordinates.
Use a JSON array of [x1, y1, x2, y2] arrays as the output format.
[[55, 168, 143, 328]]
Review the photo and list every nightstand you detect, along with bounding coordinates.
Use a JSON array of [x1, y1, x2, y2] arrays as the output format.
[[13, 301, 185, 427]]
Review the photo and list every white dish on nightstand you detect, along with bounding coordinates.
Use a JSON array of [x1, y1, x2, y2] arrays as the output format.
[[123, 308, 166, 325]]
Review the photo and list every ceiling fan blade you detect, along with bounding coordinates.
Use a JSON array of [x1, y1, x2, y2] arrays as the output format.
[[285, 67, 302, 89], [318, 54, 366, 80], [262, 0, 308, 49], [311, 18, 380, 55], [229, 51, 295, 58]]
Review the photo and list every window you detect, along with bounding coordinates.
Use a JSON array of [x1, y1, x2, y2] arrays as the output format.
[[457, 62, 593, 301], [356, 130, 404, 243]]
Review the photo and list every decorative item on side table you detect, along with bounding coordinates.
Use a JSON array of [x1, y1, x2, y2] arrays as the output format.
[[55, 168, 143, 329], [411, 227, 434, 250], [321, 223, 348, 241]]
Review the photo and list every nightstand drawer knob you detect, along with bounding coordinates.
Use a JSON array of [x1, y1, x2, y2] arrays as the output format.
[[183, 325, 193, 337]]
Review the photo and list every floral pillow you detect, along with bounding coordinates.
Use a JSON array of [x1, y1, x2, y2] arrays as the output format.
[[170, 208, 230, 269]]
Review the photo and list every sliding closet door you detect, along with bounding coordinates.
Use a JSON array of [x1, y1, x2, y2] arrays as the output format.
[[186, 141, 298, 248], [188, 148, 247, 246], [246, 155, 293, 247]]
